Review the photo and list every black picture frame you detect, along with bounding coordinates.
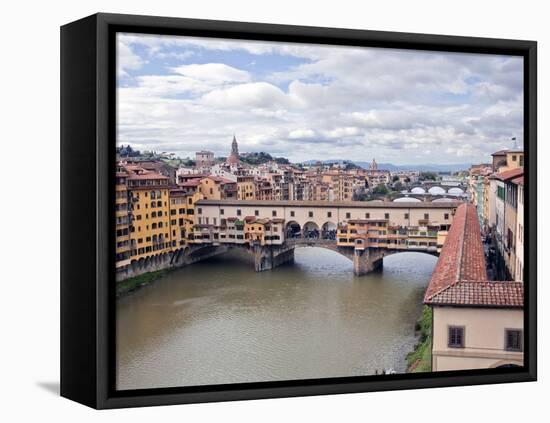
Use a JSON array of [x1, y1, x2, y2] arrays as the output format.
[[60, 12, 537, 409]]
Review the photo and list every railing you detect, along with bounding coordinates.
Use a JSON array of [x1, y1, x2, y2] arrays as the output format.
[[285, 237, 337, 246]]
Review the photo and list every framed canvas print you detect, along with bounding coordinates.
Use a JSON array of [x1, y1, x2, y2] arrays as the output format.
[[60, 13, 537, 409]]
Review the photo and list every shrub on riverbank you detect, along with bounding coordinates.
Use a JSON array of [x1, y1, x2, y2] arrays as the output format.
[[116, 269, 170, 297], [406, 306, 432, 373]]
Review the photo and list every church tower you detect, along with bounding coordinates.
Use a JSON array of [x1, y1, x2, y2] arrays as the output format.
[[370, 158, 378, 170], [231, 135, 239, 156], [226, 135, 240, 165]]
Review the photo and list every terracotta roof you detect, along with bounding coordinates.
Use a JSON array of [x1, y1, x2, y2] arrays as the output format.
[[195, 199, 461, 209], [511, 176, 524, 186], [179, 180, 201, 187], [427, 281, 524, 307], [127, 172, 168, 181], [494, 167, 524, 182], [424, 203, 523, 308]]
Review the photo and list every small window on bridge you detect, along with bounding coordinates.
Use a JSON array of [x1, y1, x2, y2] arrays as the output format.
[[444, 213, 449, 220], [290, 211, 295, 217], [365, 213, 370, 218], [255, 210, 259, 216], [220, 209, 224, 215], [309, 211, 313, 217], [346, 212, 351, 218], [404, 213, 409, 219], [384, 213, 390, 219], [272, 210, 277, 217], [424, 213, 430, 220], [327, 211, 332, 218], [237, 209, 242, 216]]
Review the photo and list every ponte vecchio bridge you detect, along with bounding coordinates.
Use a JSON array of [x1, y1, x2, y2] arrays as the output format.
[[189, 199, 462, 275]]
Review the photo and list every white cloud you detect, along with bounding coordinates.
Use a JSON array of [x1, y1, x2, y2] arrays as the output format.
[[201, 82, 289, 109], [117, 42, 145, 77], [172, 63, 251, 84], [116, 33, 524, 164]]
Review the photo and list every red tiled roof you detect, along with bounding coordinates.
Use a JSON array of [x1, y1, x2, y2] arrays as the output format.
[[424, 203, 523, 308], [179, 180, 201, 187], [511, 176, 524, 186], [427, 281, 524, 307], [127, 172, 168, 181], [494, 167, 524, 182]]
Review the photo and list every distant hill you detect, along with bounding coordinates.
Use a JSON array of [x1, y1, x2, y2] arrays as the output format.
[[301, 159, 471, 173]]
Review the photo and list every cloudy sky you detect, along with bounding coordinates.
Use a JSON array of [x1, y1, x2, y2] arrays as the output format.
[[117, 33, 523, 165]]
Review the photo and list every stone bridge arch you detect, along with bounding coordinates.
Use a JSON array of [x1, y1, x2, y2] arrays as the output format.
[[321, 221, 337, 240], [302, 221, 320, 238], [285, 220, 301, 238]]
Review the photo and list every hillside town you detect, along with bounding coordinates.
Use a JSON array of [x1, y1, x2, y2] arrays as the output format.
[[115, 135, 457, 277]]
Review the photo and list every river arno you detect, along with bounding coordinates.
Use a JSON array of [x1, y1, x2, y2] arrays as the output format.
[[116, 248, 437, 390]]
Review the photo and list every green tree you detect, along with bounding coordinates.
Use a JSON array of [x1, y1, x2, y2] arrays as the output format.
[[372, 183, 389, 195], [419, 171, 438, 181]]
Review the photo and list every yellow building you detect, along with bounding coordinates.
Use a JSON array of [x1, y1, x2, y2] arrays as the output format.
[[237, 175, 256, 200], [337, 219, 369, 248], [199, 176, 238, 200], [169, 189, 203, 248], [244, 216, 267, 245], [127, 170, 172, 262], [115, 169, 131, 273]]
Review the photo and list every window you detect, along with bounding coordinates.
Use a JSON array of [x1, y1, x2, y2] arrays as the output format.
[[272, 210, 277, 217], [505, 329, 523, 351], [308, 211, 313, 218], [384, 213, 390, 219], [424, 213, 429, 220], [220, 209, 224, 215], [404, 213, 409, 220], [444, 213, 449, 220], [448, 326, 465, 348], [512, 155, 517, 161], [346, 212, 351, 219], [290, 211, 295, 217], [327, 211, 332, 218], [188, 198, 192, 205], [237, 209, 242, 216], [197, 208, 202, 215], [255, 210, 259, 216], [365, 213, 370, 219]]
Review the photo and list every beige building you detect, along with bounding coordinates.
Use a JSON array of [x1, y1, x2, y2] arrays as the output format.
[[514, 177, 524, 282], [195, 199, 458, 232], [425, 203, 524, 371], [431, 306, 524, 370]]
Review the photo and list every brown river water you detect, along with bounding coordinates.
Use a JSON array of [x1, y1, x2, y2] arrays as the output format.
[[116, 248, 437, 390]]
